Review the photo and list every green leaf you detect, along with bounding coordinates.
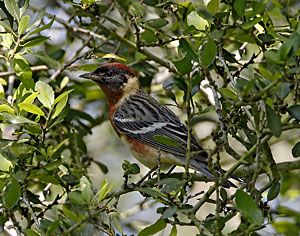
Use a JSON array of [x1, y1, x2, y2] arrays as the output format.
[[145, 18, 169, 28], [136, 187, 167, 199], [153, 135, 182, 148], [80, 176, 93, 203], [200, 38, 217, 67], [54, 89, 73, 104], [241, 17, 262, 30], [14, 58, 34, 89], [52, 94, 68, 119], [0, 33, 14, 49], [234, 0, 246, 17], [187, 11, 209, 31], [34, 51, 60, 69], [50, 139, 68, 156], [28, 17, 55, 36], [0, 153, 13, 172], [159, 178, 185, 193], [179, 38, 198, 61], [4, 0, 20, 21], [219, 87, 238, 100], [35, 81, 55, 109], [287, 105, 300, 120], [4, 179, 21, 209], [18, 103, 45, 116], [23, 229, 40, 236], [23, 92, 39, 104], [207, 0, 219, 15], [266, 104, 282, 137], [22, 36, 49, 48], [0, 21, 14, 34], [138, 219, 167, 236], [62, 206, 81, 222], [169, 225, 177, 236], [173, 56, 192, 74], [0, 104, 14, 114], [267, 182, 280, 201], [0, 112, 36, 124], [235, 189, 263, 225], [18, 15, 30, 35], [292, 142, 300, 158], [129, 2, 146, 17]]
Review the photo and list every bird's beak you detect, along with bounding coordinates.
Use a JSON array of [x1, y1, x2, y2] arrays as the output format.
[[79, 72, 98, 81]]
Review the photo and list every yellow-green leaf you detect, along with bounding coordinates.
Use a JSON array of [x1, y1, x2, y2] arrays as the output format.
[[18, 103, 45, 116], [0, 104, 14, 114]]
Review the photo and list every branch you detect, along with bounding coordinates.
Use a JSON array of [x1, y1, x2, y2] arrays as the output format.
[[0, 65, 48, 77]]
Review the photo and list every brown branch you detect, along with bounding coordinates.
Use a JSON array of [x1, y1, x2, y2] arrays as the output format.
[[0, 65, 48, 77]]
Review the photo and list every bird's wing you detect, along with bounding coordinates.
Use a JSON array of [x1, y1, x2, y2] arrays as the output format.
[[113, 90, 208, 160]]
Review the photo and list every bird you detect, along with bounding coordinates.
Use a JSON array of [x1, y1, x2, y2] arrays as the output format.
[[80, 62, 236, 187]]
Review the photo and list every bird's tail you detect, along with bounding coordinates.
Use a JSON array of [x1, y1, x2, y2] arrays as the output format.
[[190, 159, 241, 188]]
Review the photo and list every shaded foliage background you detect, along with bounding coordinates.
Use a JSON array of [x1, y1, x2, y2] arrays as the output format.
[[0, 0, 299, 235]]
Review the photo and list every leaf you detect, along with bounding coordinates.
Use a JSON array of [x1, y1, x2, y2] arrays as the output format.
[[287, 105, 300, 120], [0, 153, 13, 172], [267, 182, 280, 201], [179, 38, 198, 61], [52, 94, 68, 119], [0, 104, 14, 114], [18, 103, 45, 116], [0, 33, 14, 49], [187, 11, 209, 31], [235, 189, 263, 225], [174, 55, 193, 74], [153, 135, 182, 148], [145, 18, 169, 28], [234, 0, 246, 17], [23, 229, 40, 236], [34, 51, 60, 69], [266, 104, 282, 137], [169, 225, 177, 236], [50, 139, 68, 156], [22, 36, 49, 48], [4, 179, 21, 209], [28, 17, 55, 36], [292, 142, 300, 158], [159, 178, 185, 193], [80, 176, 93, 203], [200, 38, 217, 67], [14, 58, 34, 89], [136, 187, 167, 199], [18, 15, 30, 35], [23, 92, 39, 104], [4, 0, 20, 21], [207, 0, 219, 15], [0, 21, 14, 34], [0, 112, 36, 124], [241, 17, 262, 30], [35, 81, 55, 109], [138, 219, 167, 236], [54, 89, 73, 104]]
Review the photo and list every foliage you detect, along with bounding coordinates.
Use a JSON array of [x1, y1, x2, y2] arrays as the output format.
[[0, 0, 299, 235]]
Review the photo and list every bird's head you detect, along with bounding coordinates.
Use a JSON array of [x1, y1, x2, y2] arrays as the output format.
[[80, 63, 139, 104]]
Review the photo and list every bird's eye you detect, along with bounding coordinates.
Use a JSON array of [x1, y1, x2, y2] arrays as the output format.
[[106, 70, 113, 77]]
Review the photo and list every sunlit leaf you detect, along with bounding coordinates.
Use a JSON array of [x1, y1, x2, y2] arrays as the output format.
[[35, 81, 55, 109], [18, 15, 30, 35], [4, 0, 20, 21], [0, 104, 14, 114], [18, 103, 45, 116]]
